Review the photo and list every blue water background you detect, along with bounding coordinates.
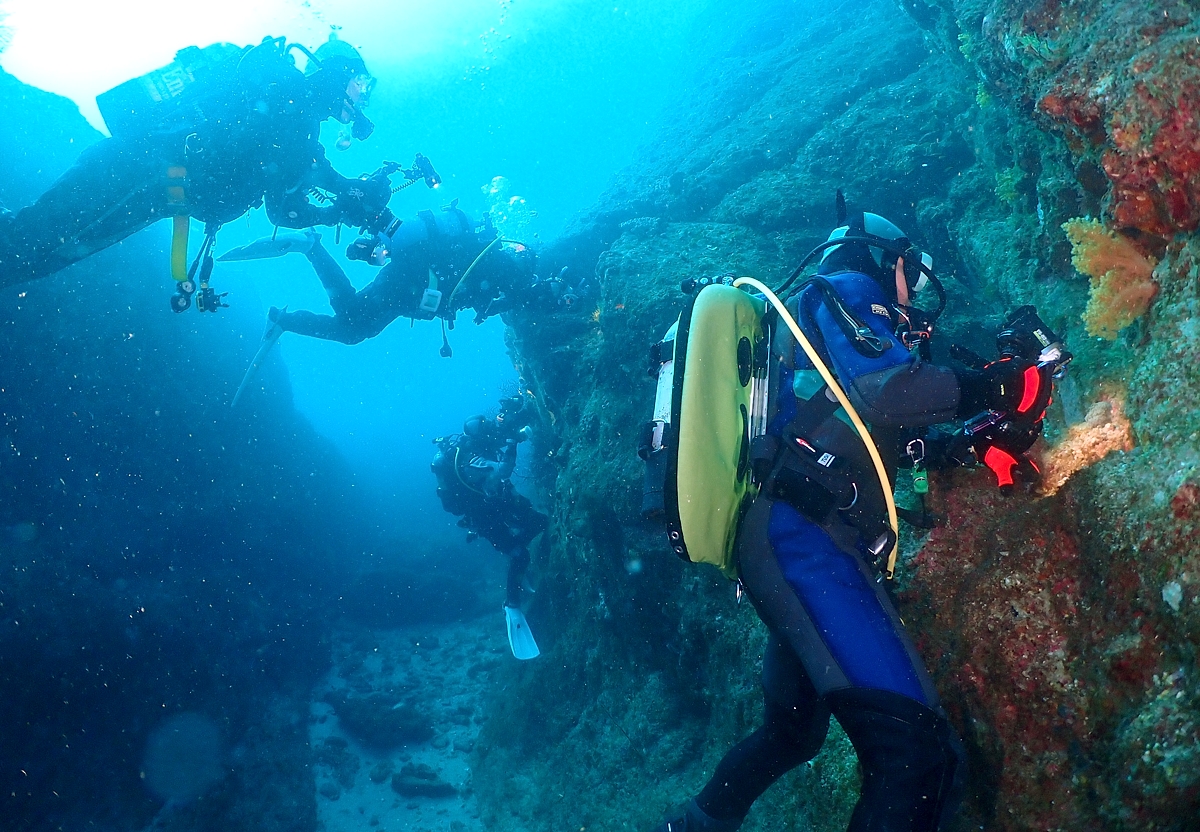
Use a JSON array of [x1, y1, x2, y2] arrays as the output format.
[[0, 2, 810, 827]]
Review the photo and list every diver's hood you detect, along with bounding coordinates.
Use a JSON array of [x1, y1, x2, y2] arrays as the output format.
[[820, 212, 933, 296], [783, 196, 946, 322]]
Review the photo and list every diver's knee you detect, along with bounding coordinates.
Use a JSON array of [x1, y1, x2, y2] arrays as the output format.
[[342, 314, 390, 344], [829, 689, 965, 832], [762, 696, 830, 764]]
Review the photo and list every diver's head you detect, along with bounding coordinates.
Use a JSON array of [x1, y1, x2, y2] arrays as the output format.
[[307, 34, 375, 131], [462, 415, 498, 445], [818, 211, 934, 306], [499, 395, 525, 417]]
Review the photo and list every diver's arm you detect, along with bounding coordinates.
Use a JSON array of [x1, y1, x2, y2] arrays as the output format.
[[265, 182, 342, 228], [482, 442, 518, 497], [844, 362, 962, 426], [308, 145, 357, 194], [263, 143, 355, 228]]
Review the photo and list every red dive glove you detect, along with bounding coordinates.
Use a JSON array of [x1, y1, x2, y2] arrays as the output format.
[[976, 439, 1042, 492], [964, 414, 1044, 493]]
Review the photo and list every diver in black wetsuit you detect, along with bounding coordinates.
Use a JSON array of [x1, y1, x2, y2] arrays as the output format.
[[223, 205, 539, 347], [431, 401, 546, 610], [0, 35, 381, 289]]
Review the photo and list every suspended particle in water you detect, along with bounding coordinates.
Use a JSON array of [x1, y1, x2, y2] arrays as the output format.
[[1163, 581, 1184, 612]]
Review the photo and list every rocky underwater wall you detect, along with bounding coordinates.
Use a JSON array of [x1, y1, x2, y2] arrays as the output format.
[[474, 1, 1200, 830]]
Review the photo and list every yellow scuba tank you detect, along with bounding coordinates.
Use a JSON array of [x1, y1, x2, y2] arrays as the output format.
[[640, 283, 768, 579], [640, 276, 903, 580]]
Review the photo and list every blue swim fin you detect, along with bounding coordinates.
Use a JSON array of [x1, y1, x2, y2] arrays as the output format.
[[504, 605, 540, 660]]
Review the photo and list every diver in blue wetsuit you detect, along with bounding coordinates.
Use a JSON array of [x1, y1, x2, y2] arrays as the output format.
[[656, 203, 1056, 832]]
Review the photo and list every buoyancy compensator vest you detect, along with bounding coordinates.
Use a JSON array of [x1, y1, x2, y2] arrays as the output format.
[[639, 283, 768, 579], [372, 203, 496, 323]]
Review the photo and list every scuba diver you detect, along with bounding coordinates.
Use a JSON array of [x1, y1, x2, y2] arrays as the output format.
[[643, 193, 1067, 832], [0, 33, 386, 310], [431, 398, 547, 660], [224, 198, 541, 406]]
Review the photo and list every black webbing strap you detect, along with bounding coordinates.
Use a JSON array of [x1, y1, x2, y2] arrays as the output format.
[[790, 383, 841, 440]]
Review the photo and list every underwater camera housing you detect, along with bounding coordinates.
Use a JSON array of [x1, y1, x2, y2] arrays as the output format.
[[995, 305, 1073, 379], [407, 153, 442, 189], [331, 155, 444, 240], [951, 304, 1072, 379], [957, 304, 1072, 488]]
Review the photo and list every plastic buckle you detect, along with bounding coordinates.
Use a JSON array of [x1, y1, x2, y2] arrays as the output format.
[[419, 288, 442, 314]]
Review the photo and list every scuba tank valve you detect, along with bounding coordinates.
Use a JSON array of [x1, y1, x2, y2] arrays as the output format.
[[638, 321, 678, 519]]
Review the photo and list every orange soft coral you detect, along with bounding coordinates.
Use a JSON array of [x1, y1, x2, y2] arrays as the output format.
[[1036, 397, 1134, 497], [1062, 218, 1159, 339]]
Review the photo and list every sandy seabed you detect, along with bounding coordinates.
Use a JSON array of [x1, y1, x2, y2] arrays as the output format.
[[311, 615, 514, 832]]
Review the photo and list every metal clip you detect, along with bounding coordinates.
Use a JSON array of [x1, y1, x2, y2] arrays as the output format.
[[905, 438, 926, 466]]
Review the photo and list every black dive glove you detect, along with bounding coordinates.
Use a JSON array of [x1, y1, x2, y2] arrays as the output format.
[[918, 421, 1042, 493], [333, 172, 394, 231], [964, 414, 1045, 493], [954, 357, 1056, 492], [966, 418, 1043, 492], [956, 356, 1054, 422]]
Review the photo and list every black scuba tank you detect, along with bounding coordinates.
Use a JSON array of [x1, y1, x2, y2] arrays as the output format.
[[97, 43, 247, 137]]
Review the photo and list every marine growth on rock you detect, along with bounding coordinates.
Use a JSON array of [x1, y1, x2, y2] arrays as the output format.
[[1063, 217, 1158, 339]]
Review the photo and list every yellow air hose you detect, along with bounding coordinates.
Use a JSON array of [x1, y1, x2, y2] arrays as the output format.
[[446, 236, 504, 309], [733, 277, 901, 579], [446, 236, 530, 310]]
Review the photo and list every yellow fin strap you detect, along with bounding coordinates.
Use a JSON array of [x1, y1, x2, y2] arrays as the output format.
[[733, 277, 901, 579]]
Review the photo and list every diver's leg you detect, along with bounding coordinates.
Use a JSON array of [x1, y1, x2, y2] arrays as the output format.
[[333, 276, 409, 340], [689, 636, 832, 827], [271, 288, 395, 345], [271, 309, 367, 344], [0, 137, 167, 285], [829, 689, 966, 832], [504, 545, 530, 607], [737, 497, 965, 831], [738, 497, 937, 704], [304, 237, 357, 310], [506, 495, 548, 544]]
